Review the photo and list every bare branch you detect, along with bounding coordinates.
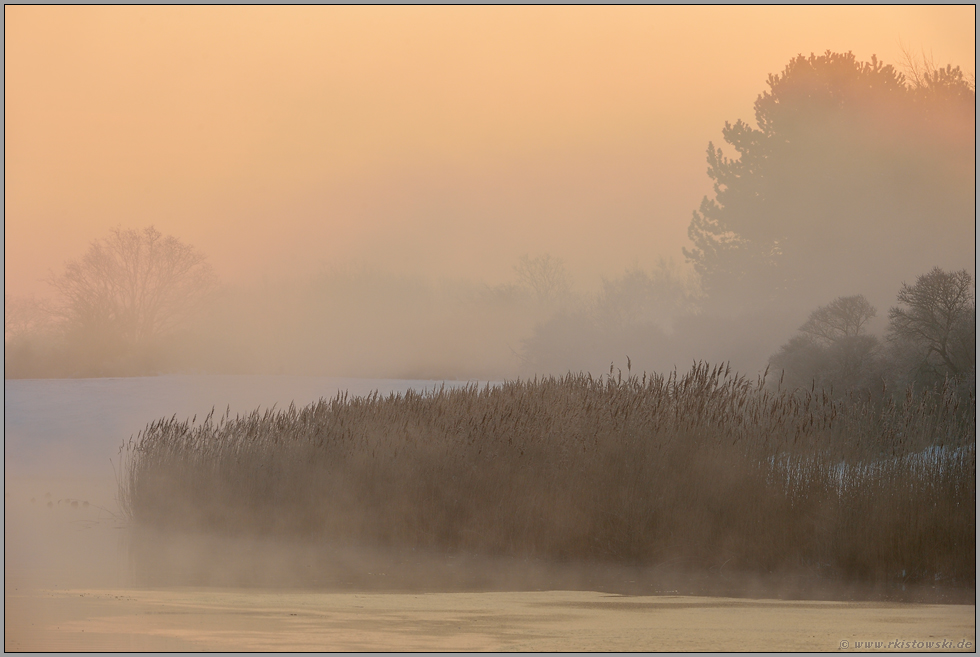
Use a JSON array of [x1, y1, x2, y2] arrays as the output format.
[[50, 226, 217, 347]]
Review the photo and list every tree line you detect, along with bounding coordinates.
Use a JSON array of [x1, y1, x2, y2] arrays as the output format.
[[770, 267, 975, 396], [5, 50, 975, 394]]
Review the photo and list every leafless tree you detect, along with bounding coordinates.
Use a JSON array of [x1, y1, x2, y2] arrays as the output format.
[[514, 254, 571, 308], [771, 295, 881, 395], [799, 295, 877, 345], [50, 226, 217, 346], [888, 267, 975, 376], [899, 43, 976, 94]]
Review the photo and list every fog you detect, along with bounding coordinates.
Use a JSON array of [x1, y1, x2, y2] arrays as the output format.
[[3, 376, 483, 592], [5, 7, 974, 382], [3, 11, 977, 649], [10, 375, 780, 608], [8, 374, 972, 606]]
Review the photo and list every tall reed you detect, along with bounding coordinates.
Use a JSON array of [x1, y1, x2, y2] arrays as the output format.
[[121, 363, 975, 586]]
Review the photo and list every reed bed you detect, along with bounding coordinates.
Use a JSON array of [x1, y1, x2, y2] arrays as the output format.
[[120, 363, 975, 586]]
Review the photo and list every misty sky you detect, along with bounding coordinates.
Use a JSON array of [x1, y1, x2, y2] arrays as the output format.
[[5, 6, 976, 298]]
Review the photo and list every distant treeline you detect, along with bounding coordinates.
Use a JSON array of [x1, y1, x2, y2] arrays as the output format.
[[5, 50, 975, 392], [4, 247, 975, 403]]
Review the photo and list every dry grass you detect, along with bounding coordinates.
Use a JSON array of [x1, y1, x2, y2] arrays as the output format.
[[120, 363, 975, 587]]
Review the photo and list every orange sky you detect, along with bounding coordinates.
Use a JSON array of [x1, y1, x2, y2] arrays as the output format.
[[5, 6, 975, 297]]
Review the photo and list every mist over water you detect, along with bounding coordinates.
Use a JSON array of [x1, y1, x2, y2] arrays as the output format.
[[3, 376, 490, 591], [3, 13, 976, 649], [8, 373, 971, 604]]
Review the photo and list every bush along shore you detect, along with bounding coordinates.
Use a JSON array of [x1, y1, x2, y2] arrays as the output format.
[[121, 363, 975, 589]]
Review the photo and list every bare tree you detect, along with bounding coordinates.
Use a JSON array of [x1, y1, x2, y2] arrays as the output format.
[[771, 294, 881, 395], [514, 254, 571, 308], [50, 226, 217, 347], [888, 267, 975, 377], [900, 44, 976, 94], [799, 295, 877, 345]]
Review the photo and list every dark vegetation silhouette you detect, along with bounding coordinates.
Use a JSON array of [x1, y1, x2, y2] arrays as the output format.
[[888, 267, 976, 383], [684, 50, 974, 315], [769, 295, 882, 396], [770, 268, 975, 398], [122, 363, 975, 592]]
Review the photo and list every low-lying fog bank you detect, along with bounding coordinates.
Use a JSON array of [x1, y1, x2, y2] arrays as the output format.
[[4, 376, 488, 592], [6, 374, 974, 599], [119, 366, 975, 595], [4, 374, 975, 651]]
